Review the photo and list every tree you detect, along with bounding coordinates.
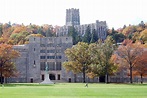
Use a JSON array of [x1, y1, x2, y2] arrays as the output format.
[[10, 31, 30, 45], [82, 25, 91, 44], [109, 28, 125, 43], [63, 42, 91, 83], [38, 27, 45, 36], [0, 44, 20, 84], [88, 36, 116, 83], [68, 26, 79, 45], [112, 33, 126, 43], [0, 25, 3, 37], [116, 39, 143, 83], [133, 51, 147, 84], [140, 29, 147, 43], [88, 41, 103, 78], [90, 29, 98, 43], [100, 36, 116, 83]]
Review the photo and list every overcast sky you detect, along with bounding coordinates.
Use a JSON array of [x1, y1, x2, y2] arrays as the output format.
[[0, 0, 146, 29]]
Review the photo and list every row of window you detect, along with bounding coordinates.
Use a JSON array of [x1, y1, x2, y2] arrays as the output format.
[[40, 50, 61, 53], [40, 44, 62, 47], [40, 62, 61, 70], [40, 56, 62, 59]]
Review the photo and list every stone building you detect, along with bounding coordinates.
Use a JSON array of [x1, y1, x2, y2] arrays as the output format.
[[56, 8, 107, 41], [8, 37, 73, 83], [66, 8, 80, 26]]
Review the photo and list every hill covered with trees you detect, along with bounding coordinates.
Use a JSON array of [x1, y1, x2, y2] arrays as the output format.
[[0, 21, 146, 45]]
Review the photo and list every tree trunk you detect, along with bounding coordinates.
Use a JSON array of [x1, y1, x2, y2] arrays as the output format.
[[0, 64, 3, 84], [106, 73, 109, 84], [83, 66, 86, 83], [0, 71, 3, 84], [130, 66, 133, 83], [74, 74, 77, 83], [105, 63, 109, 84], [141, 74, 143, 84]]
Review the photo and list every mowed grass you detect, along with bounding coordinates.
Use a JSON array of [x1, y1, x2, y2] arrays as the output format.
[[0, 83, 147, 98]]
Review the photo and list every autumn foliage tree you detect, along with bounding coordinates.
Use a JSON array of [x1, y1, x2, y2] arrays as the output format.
[[63, 42, 91, 83], [116, 39, 144, 83], [88, 36, 116, 83], [63, 36, 117, 83], [0, 44, 20, 84], [133, 51, 147, 83]]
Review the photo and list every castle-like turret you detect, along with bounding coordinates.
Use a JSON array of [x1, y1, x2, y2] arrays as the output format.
[[66, 8, 80, 26]]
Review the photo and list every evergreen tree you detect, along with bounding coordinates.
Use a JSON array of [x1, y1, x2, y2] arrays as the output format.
[[68, 26, 79, 45], [46, 28, 53, 37], [90, 29, 98, 43], [38, 27, 45, 36], [82, 25, 91, 44]]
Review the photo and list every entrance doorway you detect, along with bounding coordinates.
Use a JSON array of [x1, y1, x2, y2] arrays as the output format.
[[41, 75, 44, 80], [99, 76, 105, 83], [49, 74, 55, 80], [58, 74, 60, 80], [30, 78, 33, 83], [0, 76, 4, 84]]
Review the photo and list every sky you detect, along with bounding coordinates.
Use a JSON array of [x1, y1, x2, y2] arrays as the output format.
[[0, 0, 147, 29]]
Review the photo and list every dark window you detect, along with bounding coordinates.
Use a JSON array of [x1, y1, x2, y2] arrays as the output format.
[[40, 44, 45, 47], [34, 48, 35, 51], [47, 44, 54, 47], [47, 50, 55, 53], [40, 56, 46, 59], [47, 56, 55, 59], [56, 56, 62, 59], [40, 50, 46, 53]]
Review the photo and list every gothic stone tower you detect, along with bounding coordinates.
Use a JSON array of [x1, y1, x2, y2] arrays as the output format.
[[66, 8, 80, 26]]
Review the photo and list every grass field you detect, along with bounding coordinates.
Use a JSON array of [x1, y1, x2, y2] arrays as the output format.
[[0, 83, 147, 98]]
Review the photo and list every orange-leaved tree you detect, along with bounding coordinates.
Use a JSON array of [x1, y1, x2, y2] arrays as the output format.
[[0, 44, 20, 84], [133, 51, 147, 83], [116, 39, 144, 83]]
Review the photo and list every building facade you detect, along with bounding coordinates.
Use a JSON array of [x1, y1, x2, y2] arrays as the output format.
[[66, 8, 80, 26], [57, 8, 107, 41], [7, 37, 73, 83]]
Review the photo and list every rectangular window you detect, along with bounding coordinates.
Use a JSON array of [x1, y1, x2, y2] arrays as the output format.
[[47, 50, 55, 53], [56, 62, 61, 70], [40, 44, 45, 47], [47, 44, 54, 47], [48, 62, 55, 70], [56, 50, 61, 53], [40, 56, 46, 59], [40, 62, 45, 70], [40, 50, 46, 53], [56, 56, 62, 59], [47, 56, 55, 59], [57, 44, 61, 47]]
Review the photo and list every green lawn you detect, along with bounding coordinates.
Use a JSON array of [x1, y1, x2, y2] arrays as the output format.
[[0, 83, 147, 98]]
